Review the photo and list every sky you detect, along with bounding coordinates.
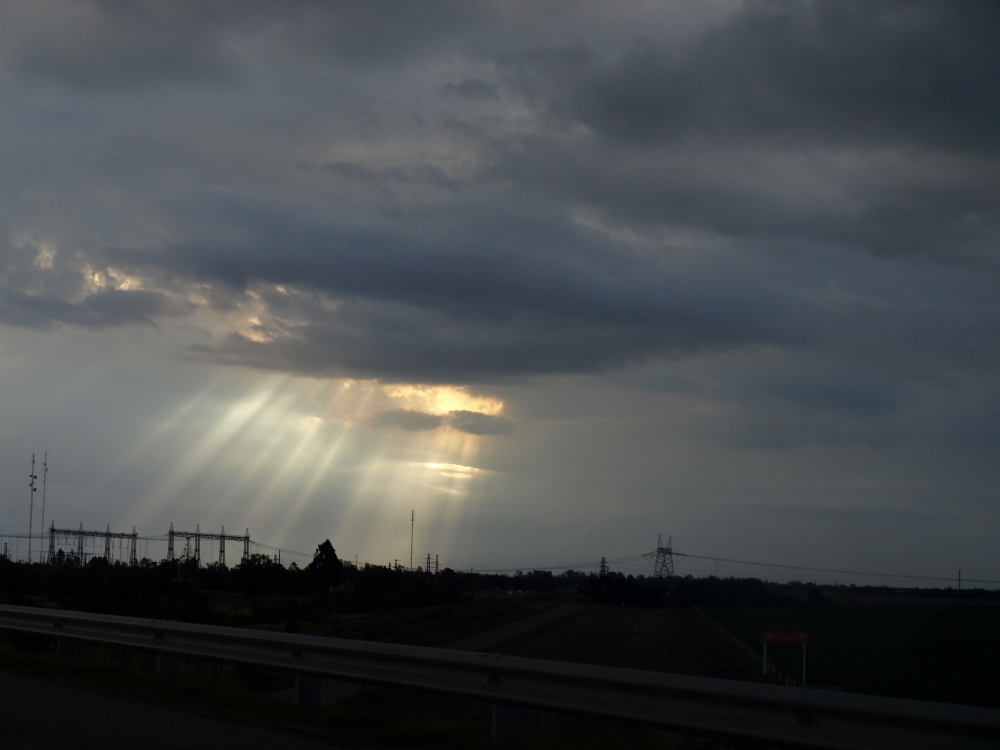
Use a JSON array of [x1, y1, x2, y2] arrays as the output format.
[[1, 1, 998, 584]]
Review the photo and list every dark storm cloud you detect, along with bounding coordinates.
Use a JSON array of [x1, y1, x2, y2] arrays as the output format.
[[368, 409, 443, 432], [491, 1, 1000, 266], [366, 408, 513, 435], [0, 0, 996, 401], [0, 2, 243, 89], [192, 293, 787, 384], [498, 2, 1000, 150], [153, 186, 805, 382], [323, 162, 461, 191], [0, 234, 188, 329], [0, 0, 489, 90], [0, 287, 182, 329], [489, 135, 1000, 266], [447, 410, 514, 436], [442, 79, 500, 101]]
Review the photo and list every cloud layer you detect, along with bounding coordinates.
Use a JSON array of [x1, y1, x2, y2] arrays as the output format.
[[0, 0, 996, 428], [1, 1, 999, 580]]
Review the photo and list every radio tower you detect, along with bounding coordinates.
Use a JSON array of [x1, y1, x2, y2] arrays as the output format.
[[409, 510, 414, 571], [643, 535, 675, 578], [28, 453, 37, 563]]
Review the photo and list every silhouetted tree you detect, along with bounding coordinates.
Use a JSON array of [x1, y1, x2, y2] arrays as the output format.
[[306, 539, 344, 590]]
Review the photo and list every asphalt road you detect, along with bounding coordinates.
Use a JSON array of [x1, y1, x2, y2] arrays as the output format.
[[0, 671, 332, 750]]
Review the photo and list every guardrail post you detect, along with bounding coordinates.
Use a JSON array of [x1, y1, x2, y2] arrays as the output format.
[[56, 638, 76, 661], [157, 654, 180, 680], [491, 704, 524, 747], [296, 675, 322, 707]]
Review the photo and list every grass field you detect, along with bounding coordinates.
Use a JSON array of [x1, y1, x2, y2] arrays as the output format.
[[241, 590, 554, 646], [493, 605, 760, 679], [706, 604, 1000, 707], [460, 605, 762, 749]]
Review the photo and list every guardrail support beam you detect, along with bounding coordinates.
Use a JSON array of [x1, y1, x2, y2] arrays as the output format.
[[296, 675, 322, 707], [491, 704, 524, 748]]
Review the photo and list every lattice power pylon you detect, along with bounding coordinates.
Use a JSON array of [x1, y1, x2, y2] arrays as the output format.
[[643, 534, 675, 578]]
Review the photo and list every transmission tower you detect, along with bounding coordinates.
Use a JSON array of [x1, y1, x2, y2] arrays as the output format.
[[643, 535, 675, 578]]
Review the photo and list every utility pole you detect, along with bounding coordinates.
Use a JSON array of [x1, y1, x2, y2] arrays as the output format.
[[435, 554, 439, 574], [28, 453, 37, 563], [410, 510, 414, 571]]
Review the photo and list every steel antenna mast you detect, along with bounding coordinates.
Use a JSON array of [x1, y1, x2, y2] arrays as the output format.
[[28, 453, 37, 563], [410, 510, 415, 571], [40, 449, 48, 564]]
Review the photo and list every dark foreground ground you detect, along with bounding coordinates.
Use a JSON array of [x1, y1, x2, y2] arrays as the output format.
[[0, 597, 758, 750], [0, 670, 332, 750], [708, 603, 1000, 707], [3, 594, 995, 748]]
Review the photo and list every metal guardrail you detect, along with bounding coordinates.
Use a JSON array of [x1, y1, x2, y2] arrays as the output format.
[[694, 606, 799, 686], [0, 604, 998, 750]]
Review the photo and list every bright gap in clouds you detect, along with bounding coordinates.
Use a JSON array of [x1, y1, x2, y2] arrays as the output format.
[[110, 375, 503, 561]]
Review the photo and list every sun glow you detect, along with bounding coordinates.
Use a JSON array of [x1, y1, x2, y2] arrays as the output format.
[[381, 384, 504, 416], [107, 372, 502, 563]]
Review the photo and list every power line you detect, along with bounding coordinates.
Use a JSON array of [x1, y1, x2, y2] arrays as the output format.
[[674, 552, 1000, 585]]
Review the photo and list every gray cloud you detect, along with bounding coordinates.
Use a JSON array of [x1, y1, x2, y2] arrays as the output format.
[[0, 233, 188, 329], [0, 0, 998, 582], [0, 2, 243, 90], [442, 79, 500, 101], [367, 408, 514, 436], [448, 410, 514, 436], [0, 287, 183, 329], [165, 193, 806, 382], [498, 2, 1000, 151], [488, 2, 1000, 267], [0, 0, 996, 395], [368, 409, 444, 432]]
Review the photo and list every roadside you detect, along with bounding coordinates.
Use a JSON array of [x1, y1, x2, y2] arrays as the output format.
[[486, 605, 763, 681], [0, 598, 765, 749], [0, 670, 332, 750], [0, 591, 583, 749]]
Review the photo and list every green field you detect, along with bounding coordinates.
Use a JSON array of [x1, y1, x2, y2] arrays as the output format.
[[706, 604, 1000, 707]]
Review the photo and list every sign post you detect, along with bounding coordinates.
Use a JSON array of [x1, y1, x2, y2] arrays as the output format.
[[762, 630, 809, 686]]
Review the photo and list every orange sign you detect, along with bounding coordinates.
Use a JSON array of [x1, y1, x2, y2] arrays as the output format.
[[762, 630, 809, 643]]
